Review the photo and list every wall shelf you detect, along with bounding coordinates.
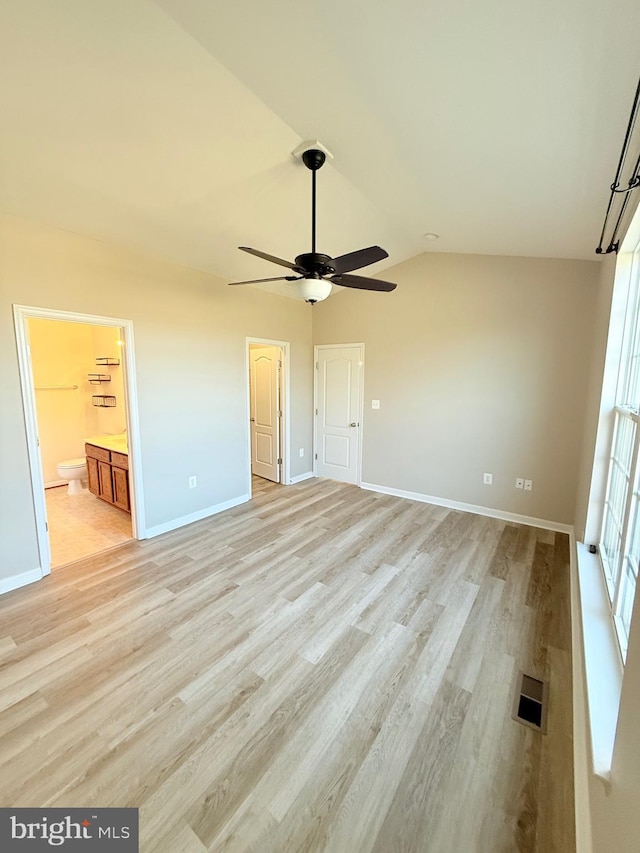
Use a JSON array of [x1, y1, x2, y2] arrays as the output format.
[[88, 373, 111, 384], [92, 395, 116, 407], [95, 357, 120, 366]]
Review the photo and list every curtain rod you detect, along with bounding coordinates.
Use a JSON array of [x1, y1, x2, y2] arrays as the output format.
[[35, 385, 79, 390], [596, 75, 640, 255]]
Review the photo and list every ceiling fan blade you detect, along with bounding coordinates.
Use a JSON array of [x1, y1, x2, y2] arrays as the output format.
[[330, 273, 397, 292], [331, 245, 389, 275], [229, 275, 302, 286], [238, 246, 300, 271]]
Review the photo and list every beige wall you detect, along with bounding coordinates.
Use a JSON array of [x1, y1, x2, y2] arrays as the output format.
[[314, 251, 600, 524], [0, 215, 313, 582]]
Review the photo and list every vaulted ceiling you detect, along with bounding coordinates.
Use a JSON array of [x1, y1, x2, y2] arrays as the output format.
[[1, 0, 639, 295]]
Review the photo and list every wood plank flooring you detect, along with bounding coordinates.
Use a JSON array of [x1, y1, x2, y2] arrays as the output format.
[[0, 477, 575, 852]]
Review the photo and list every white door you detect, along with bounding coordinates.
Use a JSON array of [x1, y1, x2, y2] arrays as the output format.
[[250, 346, 281, 482], [316, 345, 363, 484]]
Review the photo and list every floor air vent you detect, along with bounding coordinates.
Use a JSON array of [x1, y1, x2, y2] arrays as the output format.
[[512, 672, 547, 733]]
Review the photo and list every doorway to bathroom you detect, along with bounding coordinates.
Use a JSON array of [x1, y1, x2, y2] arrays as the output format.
[[246, 337, 290, 495], [14, 306, 144, 575]]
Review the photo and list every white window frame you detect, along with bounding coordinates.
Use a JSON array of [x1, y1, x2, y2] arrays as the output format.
[[599, 242, 640, 661]]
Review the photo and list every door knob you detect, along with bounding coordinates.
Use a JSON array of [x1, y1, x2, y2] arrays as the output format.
[[250, 417, 255, 422], [350, 422, 357, 427]]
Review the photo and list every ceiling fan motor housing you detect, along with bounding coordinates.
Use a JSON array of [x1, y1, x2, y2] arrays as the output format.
[[294, 252, 335, 276]]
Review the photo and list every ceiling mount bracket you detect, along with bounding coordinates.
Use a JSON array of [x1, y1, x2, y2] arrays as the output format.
[[291, 139, 334, 163]]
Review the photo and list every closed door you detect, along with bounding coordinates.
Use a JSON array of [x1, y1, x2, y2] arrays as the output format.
[[250, 346, 281, 482], [316, 345, 363, 484]]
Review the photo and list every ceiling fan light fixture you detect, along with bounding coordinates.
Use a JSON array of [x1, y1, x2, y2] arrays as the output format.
[[296, 278, 333, 304]]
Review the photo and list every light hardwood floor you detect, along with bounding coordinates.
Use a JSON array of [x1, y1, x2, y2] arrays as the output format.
[[0, 477, 575, 852]]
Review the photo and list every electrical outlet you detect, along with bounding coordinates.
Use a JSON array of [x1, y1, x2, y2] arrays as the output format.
[[524, 479, 533, 491], [483, 472, 493, 485], [299, 448, 304, 457], [516, 478, 524, 489], [371, 400, 380, 409], [189, 475, 197, 488]]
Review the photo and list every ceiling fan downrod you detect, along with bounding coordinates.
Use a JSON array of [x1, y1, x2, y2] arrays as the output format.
[[301, 148, 326, 257]]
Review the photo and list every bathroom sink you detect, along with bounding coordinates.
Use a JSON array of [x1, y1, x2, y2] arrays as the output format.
[[85, 433, 128, 453]]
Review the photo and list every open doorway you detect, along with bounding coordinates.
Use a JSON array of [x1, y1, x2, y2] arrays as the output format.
[[246, 337, 290, 495], [14, 305, 144, 576]]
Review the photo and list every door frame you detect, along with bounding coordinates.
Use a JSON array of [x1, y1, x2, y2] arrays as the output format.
[[245, 337, 290, 493], [313, 343, 365, 485], [13, 304, 146, 577]]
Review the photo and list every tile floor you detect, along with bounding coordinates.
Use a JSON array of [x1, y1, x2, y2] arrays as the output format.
[[45, 485, 133, 567]]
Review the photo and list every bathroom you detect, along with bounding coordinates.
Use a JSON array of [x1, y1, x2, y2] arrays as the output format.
[[28, 317, 133, 567]]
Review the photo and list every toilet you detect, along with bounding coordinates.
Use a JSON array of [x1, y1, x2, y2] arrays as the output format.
[[56, 458, 87, 495]]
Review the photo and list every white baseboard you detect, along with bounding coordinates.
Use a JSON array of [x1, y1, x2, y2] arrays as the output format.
[[359, 481, 573, 534], [145, 494, 250, 539], [0, 567, 44, 596], [45, 479, 68, 489], [288, 472, 315, 484]]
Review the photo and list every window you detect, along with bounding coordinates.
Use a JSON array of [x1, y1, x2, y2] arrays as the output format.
[[600, 247, 640, 660]]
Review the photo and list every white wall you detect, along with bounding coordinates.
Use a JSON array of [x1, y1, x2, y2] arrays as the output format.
[[314, 251, 600, 525], [0, 215, 313, 583]]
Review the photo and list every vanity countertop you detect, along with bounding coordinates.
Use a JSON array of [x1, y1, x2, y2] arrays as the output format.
[[85, 433, 128, 454]]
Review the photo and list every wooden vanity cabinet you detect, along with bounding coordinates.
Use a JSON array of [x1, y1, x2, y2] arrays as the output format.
[[109, 452, 130, 512], [98, 461, 114, 503], [85, 443, 130, 513], [86, 455, 100, 496]]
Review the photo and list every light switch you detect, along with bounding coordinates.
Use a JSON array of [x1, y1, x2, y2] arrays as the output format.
[[371, 400, 380, 409]]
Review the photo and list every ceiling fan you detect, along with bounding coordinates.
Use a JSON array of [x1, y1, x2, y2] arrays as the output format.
[[229, 147, 397, 303]]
